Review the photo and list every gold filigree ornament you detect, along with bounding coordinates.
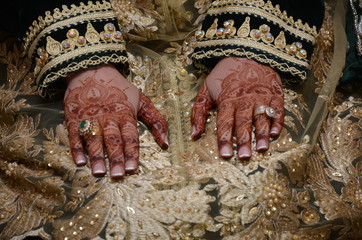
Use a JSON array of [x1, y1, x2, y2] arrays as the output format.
[[23, 0, 114, 57], [206, 18, 218, 38], [36, 22, 125, 73], [237, 16, 251, 38], [110, 0, 160, 40]]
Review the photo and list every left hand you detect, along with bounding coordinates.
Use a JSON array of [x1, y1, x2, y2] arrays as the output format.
[[191, 57, 284, 159]]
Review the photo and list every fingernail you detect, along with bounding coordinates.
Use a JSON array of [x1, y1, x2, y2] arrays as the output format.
[[238, 146, 251, 159], [93, 162, 106, 176], [256, 139, 269, 151], [125, 161, 137, 172], [111, 165, 125, 179], [220, 145, 233, 157], [161, 135, 169, 149], [191, 125, 197, 137], [270, 127, 279, 135], [76, 155, 86, 165]]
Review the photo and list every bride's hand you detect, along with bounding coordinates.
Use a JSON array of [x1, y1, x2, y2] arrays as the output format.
[[64, 64, 168, 179], [191, 57, 284, 159]]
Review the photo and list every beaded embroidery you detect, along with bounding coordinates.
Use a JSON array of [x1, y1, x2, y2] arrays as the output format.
[[196, 18, 308, 60], [34, 23, 125, 77]]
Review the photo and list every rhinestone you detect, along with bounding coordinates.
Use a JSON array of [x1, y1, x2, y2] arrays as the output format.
[[224, 28, 232, 36], [106, 23, 115, 32], [216, 28, 225, 36], [67, 29, 78, 38], [252, 30, 261, 39], [295, 42, 303, 49], [260, 24, 270, 33], [77, 36, 86, 45], [114, 31, 123, 39], [288, 45, 297, 54], [298, 49, 307, 58], [265, 32, 273, 41], [223, 21, 232, 27], [62, 41, 71, 49], [103, 32, 111, 40], [195, 29, 204, 39]]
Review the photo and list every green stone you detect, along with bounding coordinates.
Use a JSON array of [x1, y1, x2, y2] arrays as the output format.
[[79, 120, 87, 129]]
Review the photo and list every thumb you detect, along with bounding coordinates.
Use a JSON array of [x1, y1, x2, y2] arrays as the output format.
[[191, 80, 213, 140], [138, 92, 169, 149]]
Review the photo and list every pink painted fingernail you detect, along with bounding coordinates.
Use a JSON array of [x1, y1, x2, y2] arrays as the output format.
[[111, 165, 125, 179], [76, 155, 86, 165], [125, 161, 138, 172], [270, 127, 279, 135], [256, 139, 269, 151], [220, 145, 233, 158], [93, 162, 106, 176], [238, 146, 251, 159]]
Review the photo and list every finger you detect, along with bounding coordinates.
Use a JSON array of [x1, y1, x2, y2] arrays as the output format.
[[269, 94, 284, 137], [103, 119, 125, 179], [254, 106, 271, 152], [235, 101, 253, 159], [138, 92, 168, 150], [119, 115, 139, 174], [85, 132, 106, 177], [191, 80, 213, 140], [217, 100, 235, 158], [66, 120, 87, 165]]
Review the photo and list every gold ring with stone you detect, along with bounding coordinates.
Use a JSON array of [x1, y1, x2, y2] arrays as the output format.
[[79, 120, 102, 138], [254, 105, 276, 118]]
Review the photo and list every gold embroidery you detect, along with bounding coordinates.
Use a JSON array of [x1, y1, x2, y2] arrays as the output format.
[[46, 36, 62, 56], [37, 49, 128, 96], [195, 37, 308, 66], [237, 16, 250, 37], [274, 31, 286, 49], [85, 23, 101, 44], [28, 11, 116, 60], [192, 47, 307, 79], [34, 23, 125, 80], [23, 1, 113, 56], [207, 1, 318, 42], [198, 18, 308, 63], [206, 18, 218, 38]]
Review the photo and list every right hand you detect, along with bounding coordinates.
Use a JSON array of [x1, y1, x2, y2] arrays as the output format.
[[64, 64, 168, 179]]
